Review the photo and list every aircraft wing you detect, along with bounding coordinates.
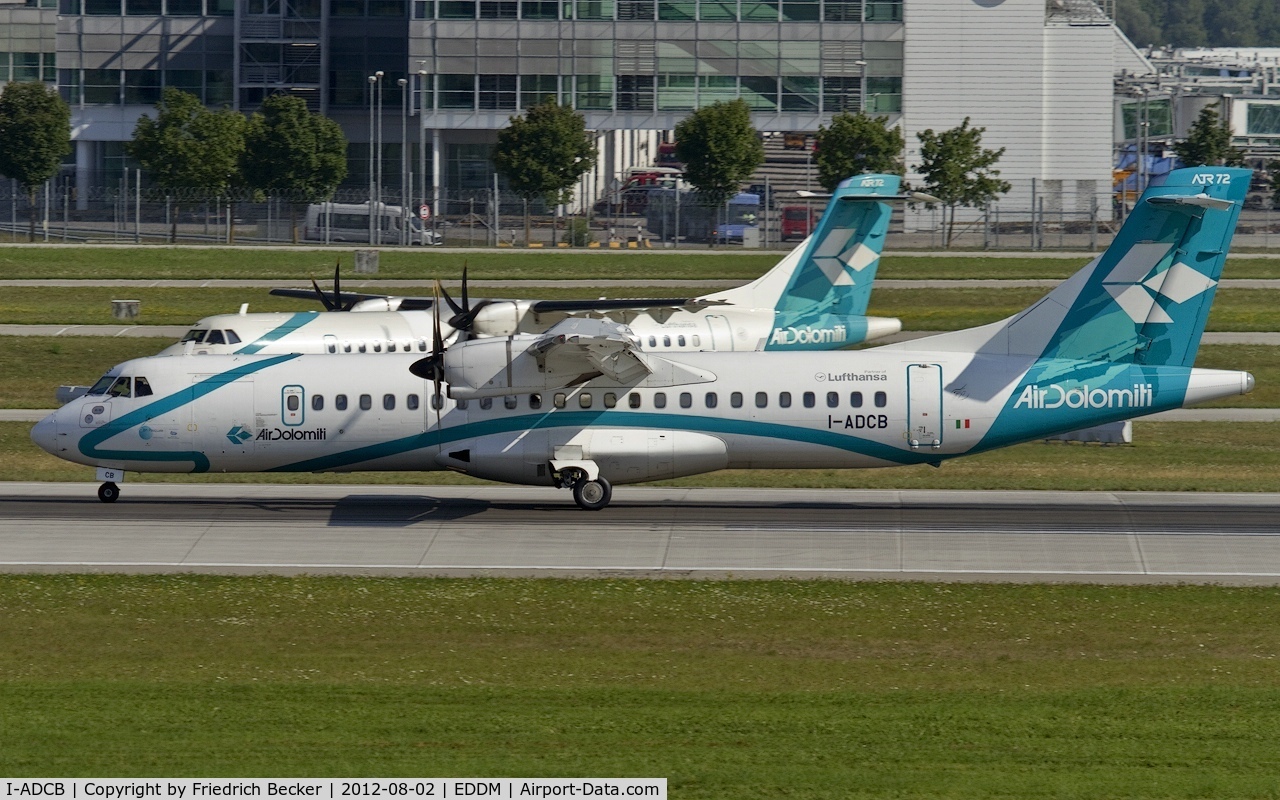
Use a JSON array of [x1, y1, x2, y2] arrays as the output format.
[[532, 318, 651, 383], [268, 288, 437, 311], [270, 288, 723, 316]]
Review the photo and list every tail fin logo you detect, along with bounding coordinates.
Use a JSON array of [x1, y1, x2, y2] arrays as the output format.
[[1101, 242, 1217, 325], [813, 231, 881, 286]]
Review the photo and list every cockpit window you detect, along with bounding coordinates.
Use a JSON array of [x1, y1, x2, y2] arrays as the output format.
[[87, 375, 116, 396], [225, 329, 241, 344], [181, 329, 208, 343], [206, 330, 226, 345], [134, 377, 153, 397], [108, 377, 132, 398]]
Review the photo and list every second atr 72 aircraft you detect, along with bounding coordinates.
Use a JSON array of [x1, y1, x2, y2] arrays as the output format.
[[161, 173, 909, 357], [33, 168, 1255, 508]]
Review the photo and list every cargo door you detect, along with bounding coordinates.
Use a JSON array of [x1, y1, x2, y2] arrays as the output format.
[[906, 363, 942, 449]]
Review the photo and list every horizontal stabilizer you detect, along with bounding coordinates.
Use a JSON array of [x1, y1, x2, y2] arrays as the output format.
[[1146, 193, 1235, 211]]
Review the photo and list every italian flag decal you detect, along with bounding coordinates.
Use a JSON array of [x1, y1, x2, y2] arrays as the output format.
[[955, 419, 971, 429]]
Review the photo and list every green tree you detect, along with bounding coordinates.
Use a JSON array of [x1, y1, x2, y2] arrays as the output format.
[[915, 117, 1010, 249], [1173, 103, 1243, 167], [0, 82, 71, 242], [673, 99, 764, 209], [129, 88, 247, 242], [813, 112, 904, 192], [492, 99, 597, 244], [1163, 0, 1208, 47], [1116, 0, 1164, 46], [242, 93, 348, 242]]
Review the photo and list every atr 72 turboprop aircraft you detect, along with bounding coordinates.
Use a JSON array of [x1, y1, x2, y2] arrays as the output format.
[[32, 167, 1253, 509], [160, 173, 909, 358]]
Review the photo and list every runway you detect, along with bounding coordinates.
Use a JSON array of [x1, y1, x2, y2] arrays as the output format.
[[2, 483, 1278, 584]]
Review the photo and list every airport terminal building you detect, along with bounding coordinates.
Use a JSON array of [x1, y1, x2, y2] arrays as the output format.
[[1, 0, 1132, 216]]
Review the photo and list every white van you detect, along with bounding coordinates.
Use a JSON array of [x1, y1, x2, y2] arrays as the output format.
[[304, 202, 442, 246]]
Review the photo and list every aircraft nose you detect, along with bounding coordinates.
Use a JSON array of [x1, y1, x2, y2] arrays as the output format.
[[29, 413, 59, 455]]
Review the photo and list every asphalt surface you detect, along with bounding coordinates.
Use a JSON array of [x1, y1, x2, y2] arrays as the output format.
[[2, 484, 1278, 584]]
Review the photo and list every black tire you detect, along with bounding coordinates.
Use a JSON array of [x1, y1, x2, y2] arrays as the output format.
[[98, 482, 120, 503], [572, 477, 612, 511]]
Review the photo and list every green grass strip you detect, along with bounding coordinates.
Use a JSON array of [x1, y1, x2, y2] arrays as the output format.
[[3, 575, 1280, 796]]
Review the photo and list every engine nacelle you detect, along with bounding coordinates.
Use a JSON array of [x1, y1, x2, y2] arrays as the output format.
[[469, 300, 536, 337]]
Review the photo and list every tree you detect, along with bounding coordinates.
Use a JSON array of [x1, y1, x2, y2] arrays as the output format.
[[129, 88, 247, 242], [0, 82, 71, 242], [673, 99, 764, 209], [915, 117, 1010, 248], [492, 99, 597, 244], [1173, 103, 1243, 167], [242, 93, 348, 242], [813, 112, 904, 192]]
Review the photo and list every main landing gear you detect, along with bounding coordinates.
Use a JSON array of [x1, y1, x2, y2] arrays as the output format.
[[552, 463, 613, 511], [97, 482, 120, 503]]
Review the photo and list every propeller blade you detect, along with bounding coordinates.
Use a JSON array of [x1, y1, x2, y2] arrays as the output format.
[[309, 275, 337, 311], [460, 261, 470, 315], [438, 282, 464, 317]]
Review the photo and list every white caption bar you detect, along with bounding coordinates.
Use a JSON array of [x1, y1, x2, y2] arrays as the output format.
[[2, 781, 666, 800]]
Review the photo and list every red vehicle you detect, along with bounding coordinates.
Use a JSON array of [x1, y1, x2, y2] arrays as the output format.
[[780, 205, 819, 241]]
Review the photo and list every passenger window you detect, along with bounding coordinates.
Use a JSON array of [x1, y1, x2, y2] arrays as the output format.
[[731, 392, 743, 408], [554, 393, 567, 409], [529, 393, 542, 409], [705, 392, 717, 408], [654, 392, 667, 409], [418, 339, 428, 352], [827, 391, 839, 408], [327, 341, 337, 354], [677, 335, 686, 347], [343, 341, 352, 353], [803, 391, 815, 408], [407, 394, 419, 410], [336, 394, 348, 410], [779, 392, 792, 408], [479, 397, 493, 410], [692, 334, 701, 347], [663, 335, 671, 347], [851, 391, 863, 408], [287, 395, 300, 411], [875, 391, 887, 408], [225, 330, 241, 344], [388, 341, 397, 352], [755, 391, 767, 408], [358, 342, 367, 353], [579, 393, 592, 408], [109, 377, 132, 398], [505, 395, 518, 409], [457, 399, 469, 410], [383, 394, 395, 410], [206, 330, 226, 345], [648, 336, 657, 348], [312, 395, 324, 411], [628, 392, 641, 409], [679, 392, 692, 408], [604, 392, 617, 408], [432, 394, 444, 410], [134, 377, 153, 397], [373, 342, 382, 353], [359, 394, 372, 410]]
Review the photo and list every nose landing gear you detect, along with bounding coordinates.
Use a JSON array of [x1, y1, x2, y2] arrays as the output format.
[[97, 482, 120, 503]]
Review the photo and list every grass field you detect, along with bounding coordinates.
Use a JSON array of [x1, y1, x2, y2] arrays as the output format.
[[3, 245, 1280, 281], [5, 421, 1279, 492], [3, 574, 1280, 796]]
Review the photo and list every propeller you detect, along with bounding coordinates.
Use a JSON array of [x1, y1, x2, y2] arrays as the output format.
[[309, 261, 358, 312], [409, 281, 449, 410], [437, 262, 493, 335]]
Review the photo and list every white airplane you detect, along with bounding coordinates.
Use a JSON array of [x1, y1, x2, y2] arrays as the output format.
[[159, 173, 910, 358], [32, 167, 1254, 510]]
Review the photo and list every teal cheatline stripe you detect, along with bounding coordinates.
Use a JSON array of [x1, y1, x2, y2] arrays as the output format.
[[266, 409, 933, 473], [235, 312, 319, 354], [78, 354, 301, 473]]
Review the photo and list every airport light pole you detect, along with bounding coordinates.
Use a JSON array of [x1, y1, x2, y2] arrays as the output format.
[[418, 68, 428, 238], [367, 73, 378, 245], [375, 70, 385, 245], [399, 77, 409, 246]]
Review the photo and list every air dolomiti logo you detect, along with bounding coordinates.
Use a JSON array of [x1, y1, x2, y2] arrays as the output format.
[[770, 324, 848, 346], [1102, 242, 1217, 324], [1014, 382, 1154, 410]]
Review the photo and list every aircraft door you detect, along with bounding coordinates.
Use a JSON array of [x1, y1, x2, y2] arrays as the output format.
[[906, 363, 942, 449], [704, 315, 735, 351]]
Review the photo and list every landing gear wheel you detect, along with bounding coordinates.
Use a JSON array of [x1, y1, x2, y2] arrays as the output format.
[[572, 477, 612, 511], [97, 482, 120, 503]]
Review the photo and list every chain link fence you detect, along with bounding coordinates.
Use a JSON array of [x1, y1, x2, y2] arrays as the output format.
[[5, 176, 1280, 251]]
